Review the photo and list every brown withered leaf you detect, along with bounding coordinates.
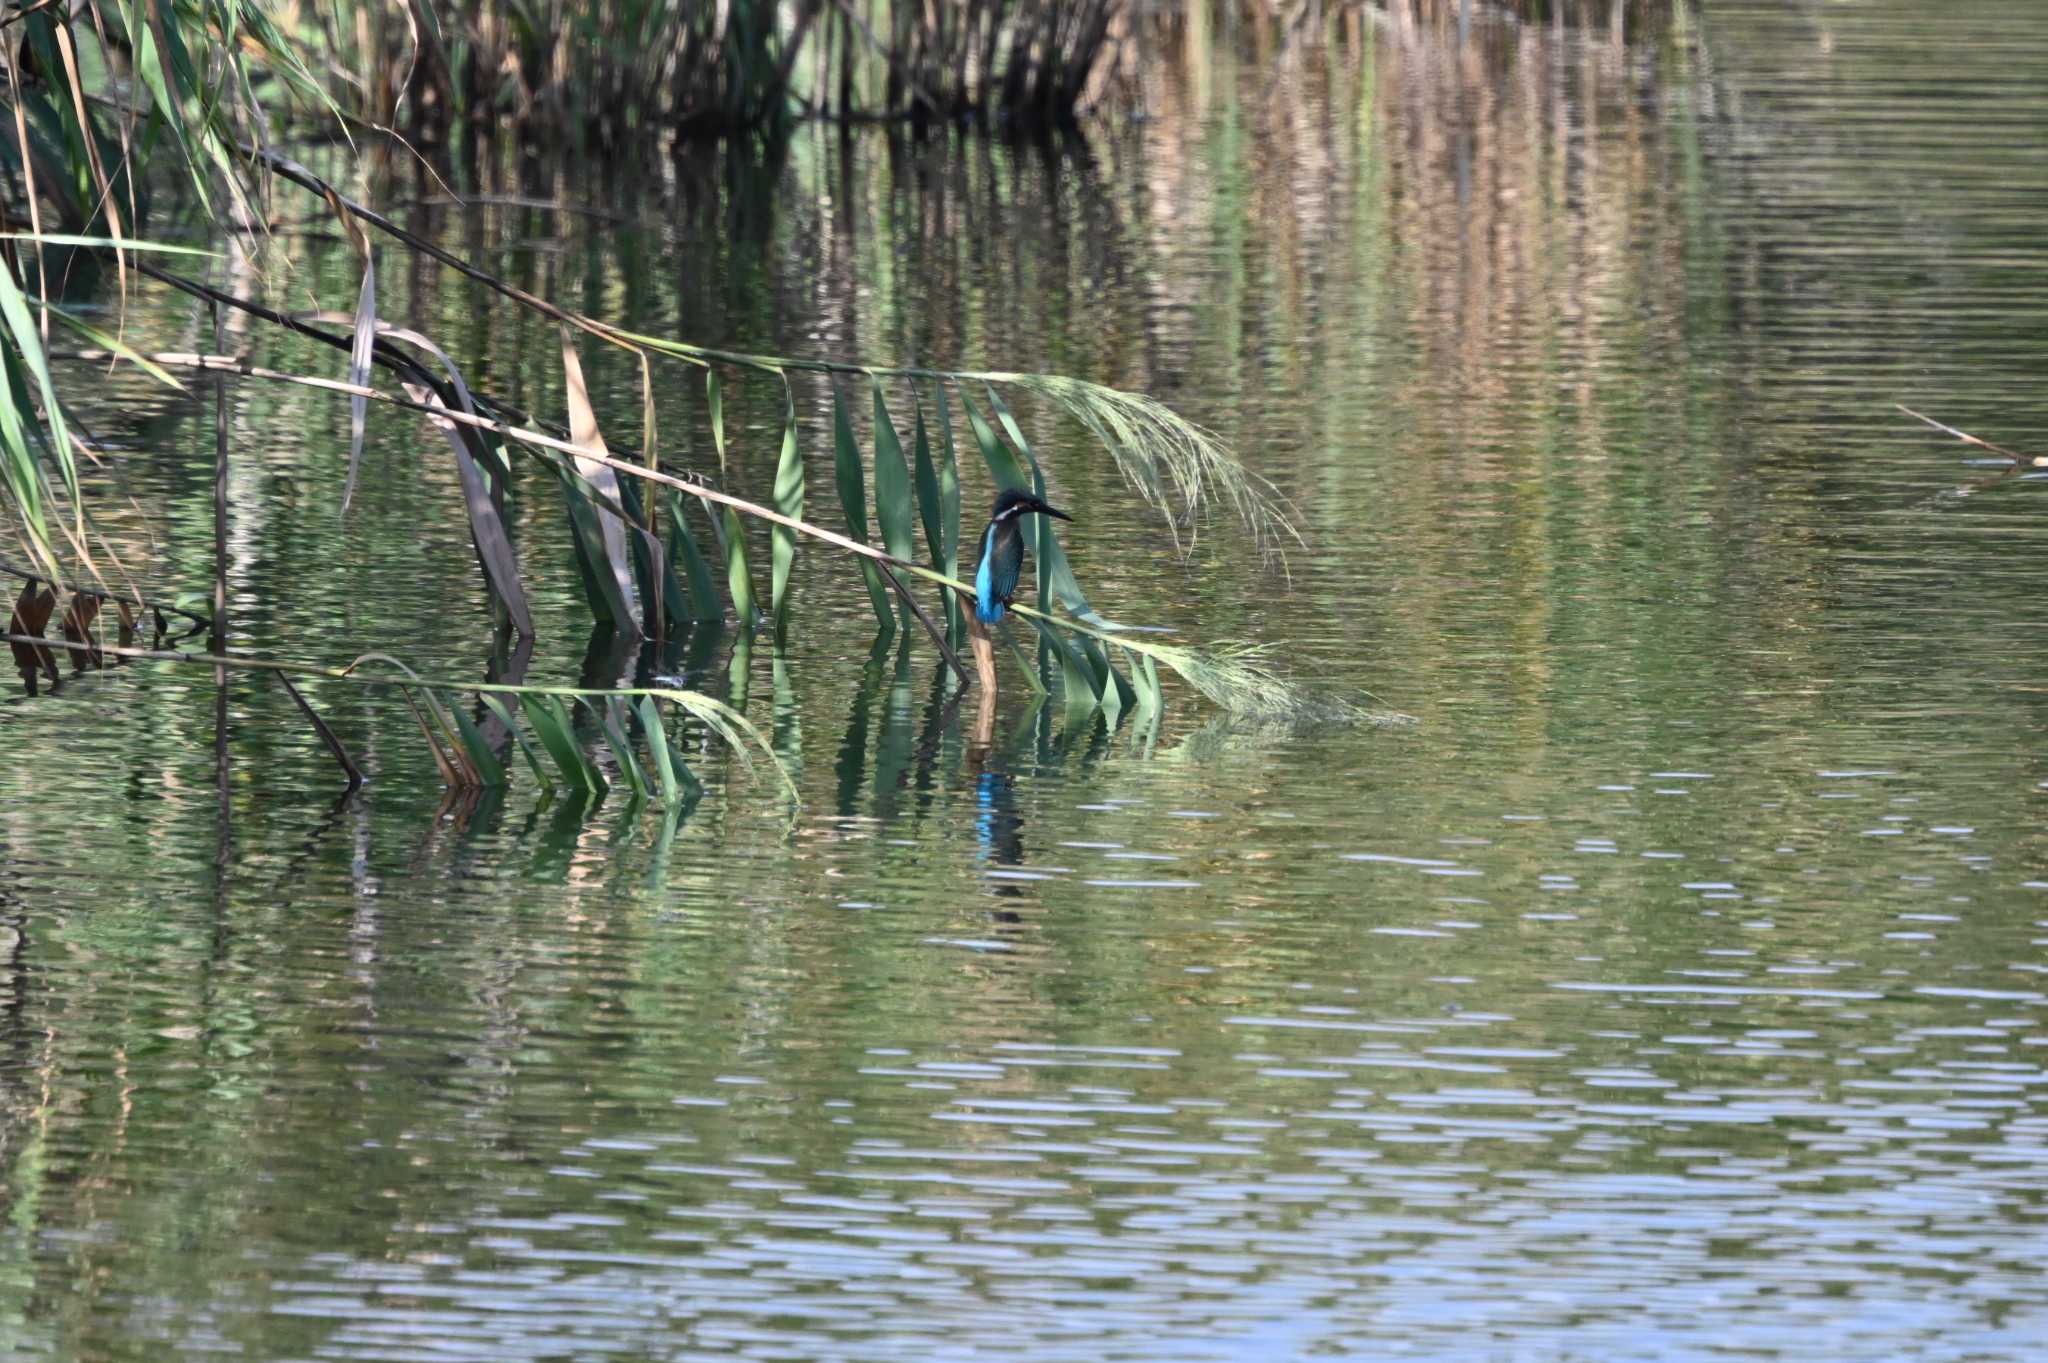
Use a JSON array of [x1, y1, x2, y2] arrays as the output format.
[[10, 582, 58, 692]]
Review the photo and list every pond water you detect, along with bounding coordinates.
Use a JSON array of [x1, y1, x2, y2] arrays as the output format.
[[7, 2, 2048, 1358]]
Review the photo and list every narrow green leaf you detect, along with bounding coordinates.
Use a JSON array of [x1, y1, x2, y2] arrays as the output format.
[[0, 314, 54, 571], [636, 695, 683, 809], [871, 378, 917, 578], [703, 371, 756, 626], [985, 385, 1036, 470], [129, 9, 210, 212], [911, 398, 944, 566], [1124, 647, 1160, 725], [1029, 616, 1103, 717], [930, 386, 964, 647], [521, 693, 604, 796], [1081, 636, 1136, 713], [0, 255, 76, 539], [832, 387, 894, 635], [0, 233, 217, 256], [482, 694, 554, 792], [958, 386, 1029, 492], [601, 698, 650, 800], [44, 308, 186, 390], [769, 378, 803, 641], [663, 491, 721, 621], [450, 705, 508, 787], [721, 504, 757, 627], [616, 479, 685, 635], [706, 370, 727, 474]]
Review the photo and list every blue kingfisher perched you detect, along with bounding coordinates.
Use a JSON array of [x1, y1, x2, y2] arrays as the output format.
[[973, 488, 1071, 624]]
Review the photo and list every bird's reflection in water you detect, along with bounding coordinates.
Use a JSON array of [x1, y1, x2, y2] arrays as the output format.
[[970, 698, 1053, 929], [974, 763, 1025, 867]]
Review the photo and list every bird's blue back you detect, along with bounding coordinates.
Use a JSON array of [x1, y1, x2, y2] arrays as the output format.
[[974, 518, 1026, 623]]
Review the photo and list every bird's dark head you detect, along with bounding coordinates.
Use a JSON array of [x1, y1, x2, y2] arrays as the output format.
[[991, 488, 1072, 524]]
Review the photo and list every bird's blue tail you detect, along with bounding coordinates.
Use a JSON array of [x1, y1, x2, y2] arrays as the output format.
[[974, 544, 1004, 623]]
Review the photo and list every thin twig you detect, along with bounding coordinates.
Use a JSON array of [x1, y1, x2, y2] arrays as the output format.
[[878, 560, 970, 689], [275, 670, 365, 789], [1897, 404, 2042, 467]]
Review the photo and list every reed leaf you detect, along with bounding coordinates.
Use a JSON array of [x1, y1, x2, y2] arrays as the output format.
[[380, 325, 533, 639], [0, 255, 78, 574], [832, 387, 894, 635], [769, 378, 803, 641], [482, 693, 554, 793], [561, 331, 642, 633], [42, 308, 187, 391], [958, 386, 1029, 493], [618, 478, 684, 634], [636, 695, 685, 809], [913, 388, 963, 645], [522, 693, 606, 797], [601, 697, 651, 800], [663, 490, 722, 622], [274, 671, 364, 788], [450, 704, 509, 787], [399, 685, 465, 787], [870, 379, 917, 618], [556, 463, 635, 626], [341, 254, 375, 514], [1030, 615, 1104, 725], [706, 371, 757, 626], [1125, 648, 1160, 726], [0, 233, 215, 256]]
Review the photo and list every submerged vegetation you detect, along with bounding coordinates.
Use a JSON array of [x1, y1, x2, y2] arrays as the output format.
[[0, 0, 1389, 812]]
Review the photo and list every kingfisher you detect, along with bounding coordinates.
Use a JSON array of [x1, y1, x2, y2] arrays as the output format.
[[973, 488, 1071, 624]]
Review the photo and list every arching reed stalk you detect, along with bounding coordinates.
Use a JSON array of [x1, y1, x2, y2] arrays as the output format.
[[47, 345, 1381, 728]]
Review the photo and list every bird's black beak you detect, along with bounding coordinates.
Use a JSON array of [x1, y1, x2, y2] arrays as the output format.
[[1033, 499, 1073, 523]]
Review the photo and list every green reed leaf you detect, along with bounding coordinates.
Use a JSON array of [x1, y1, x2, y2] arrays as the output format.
[[450, 704, 508, 787], [481, 694, 554, 792], [770, 378, 803, 641], [871, 378, 917, 595], [601, 697, 650, 800], [662, 490, 722, 622], [635, 695, 684, 809], [832, 386, 894, 635]]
